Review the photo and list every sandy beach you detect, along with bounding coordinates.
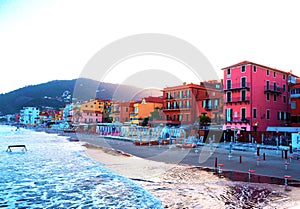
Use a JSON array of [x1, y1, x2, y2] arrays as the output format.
[[82, 142, 300, 209]]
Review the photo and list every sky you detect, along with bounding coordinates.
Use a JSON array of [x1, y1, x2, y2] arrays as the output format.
[[0, 0, 300, 94]]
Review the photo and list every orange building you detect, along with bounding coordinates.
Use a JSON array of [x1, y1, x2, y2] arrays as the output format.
[[131, 97, 163, 125]]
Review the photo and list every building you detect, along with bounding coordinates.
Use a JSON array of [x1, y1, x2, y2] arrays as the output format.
[[110, 101, 134, 124], [162, 82, 223, 125], [222, 61, 294, 132], [290, 80, 300, 126], [197, 80, 224, 125], [79, 99, 104, 124], [19, 107, 40, 126], [131, 97, 163, 125], [78, 110, 102, 124]]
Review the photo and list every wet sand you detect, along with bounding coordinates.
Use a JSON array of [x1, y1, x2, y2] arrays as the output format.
[[83, 143, 300, 209]]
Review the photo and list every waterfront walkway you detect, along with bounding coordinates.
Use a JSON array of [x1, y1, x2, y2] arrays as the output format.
[[76, 134, 300, 182]]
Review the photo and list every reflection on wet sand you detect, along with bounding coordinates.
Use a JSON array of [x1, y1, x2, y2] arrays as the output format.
[[84, 145, 300, 209]]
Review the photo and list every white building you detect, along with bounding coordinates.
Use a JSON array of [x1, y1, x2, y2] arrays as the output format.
[[19, 107, 40, 126]]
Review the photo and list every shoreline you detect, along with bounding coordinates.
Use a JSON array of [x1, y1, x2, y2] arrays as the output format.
[[82, 142, 300, 208]]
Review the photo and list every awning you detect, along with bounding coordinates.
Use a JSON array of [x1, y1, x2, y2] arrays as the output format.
[[266, 126, 300, 133]]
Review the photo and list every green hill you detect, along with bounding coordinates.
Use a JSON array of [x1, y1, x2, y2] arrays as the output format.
[[0, 78, 161, 115]]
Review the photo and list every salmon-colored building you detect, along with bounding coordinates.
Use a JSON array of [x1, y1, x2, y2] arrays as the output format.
[[162, 82, 223, 125], [223, 61, 295, 132], [197, 80, 224, 124], [110, 101, 134, 124]]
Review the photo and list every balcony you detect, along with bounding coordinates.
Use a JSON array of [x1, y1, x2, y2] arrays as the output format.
[[225, 97, 250, 104], [224, 82, 250, 92], [204, 106, 219, 111], [226, 117, 250, 124], [163, 106, 191, 111], [264, 86, 284, 94]]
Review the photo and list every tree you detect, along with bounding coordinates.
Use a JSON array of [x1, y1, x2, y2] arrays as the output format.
[[141, 117, 150, 126], [199, 115, 211, 126]]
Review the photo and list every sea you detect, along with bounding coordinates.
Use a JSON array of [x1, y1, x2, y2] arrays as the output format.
[[0, 125, 162, 208]]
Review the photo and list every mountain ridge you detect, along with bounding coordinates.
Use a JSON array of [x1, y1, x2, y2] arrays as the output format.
[[0, 78, 162, 115]]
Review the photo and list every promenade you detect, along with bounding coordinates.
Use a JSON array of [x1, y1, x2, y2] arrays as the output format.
[[77, 133, 300, 185]]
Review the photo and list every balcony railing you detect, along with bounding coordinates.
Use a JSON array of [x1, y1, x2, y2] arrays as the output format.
[[225, 97, 250, 104], [163, 106, 191, 110], [165, 95, 191, 100], [224, 82, 250, 91], [264, 86, 284, 94], [226, 117, 250, 123]]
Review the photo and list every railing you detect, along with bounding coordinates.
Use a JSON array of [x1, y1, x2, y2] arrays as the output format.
[[163, 106, 191, 110], [264, 86, 284, 94], [224, 82, 250, 91], [226, 117, 250, 123], [225, 97, 250, 103]]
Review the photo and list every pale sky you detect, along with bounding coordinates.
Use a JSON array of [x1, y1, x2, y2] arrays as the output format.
[[0, 0, 300, 94]]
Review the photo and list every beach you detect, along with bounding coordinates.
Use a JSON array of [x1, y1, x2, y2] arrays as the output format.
[[82, 141, 300, 208]]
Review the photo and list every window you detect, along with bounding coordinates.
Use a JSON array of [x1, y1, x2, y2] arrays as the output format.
[[227, 68, 231, 75], [241, 108, 246, 120], [266, 110, 270, 119], [253, 108, 257, 118], [214, 99, 219, 108], [283, 74, 286, 79], [179, 101, 183, 108], [241, 90, 246, 101], [283, 84, 286, 92], [179, 91, 183, 98], [273, 71, 276, 77], [283, 96, 286, 103], [202, 100, 206, 108], [173, 102, 177, 108], [174, 92, 176, 98], [186, 100, 190, 108], [227, 92, 232, 102], [277, 112, 281, 120], [266, 93, 270, 101], [266, 80, 270, 90], [167, 102, 170, 109], [186, 90, 190, 97], [167, 92, 171, 99], [241, 65, 246, 72], [173, 115, 176, 121], [126, 107, 128, 112], [186, 114, 189, 121], [227, 80, 231, 90], [266, 69, 269, 76], [274, 94, 277, 101], [273, 82, 277, 91], [179, 114, 182, 121], [253, 65, 257, 72], [291, 101, 296, 109], [241, 77, 246, 88], [226, 108, 232, 122]]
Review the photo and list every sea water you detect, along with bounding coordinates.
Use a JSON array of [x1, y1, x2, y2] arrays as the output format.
[[0, 125, 162, 208]]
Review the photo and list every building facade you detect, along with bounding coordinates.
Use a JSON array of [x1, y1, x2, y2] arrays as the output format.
[[110, 101, 134, 124], [197, 80, 224, 125], [223, 61, 293, 132], [162, 82, 223, 125], [131, 97, 163, 125], [19, 107, 40, 126], [290, 81, 300, 126]]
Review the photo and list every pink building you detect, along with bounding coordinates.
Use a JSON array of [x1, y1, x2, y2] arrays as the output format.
[[223, 61, 292, 132], [79, 110, 102, 124]]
